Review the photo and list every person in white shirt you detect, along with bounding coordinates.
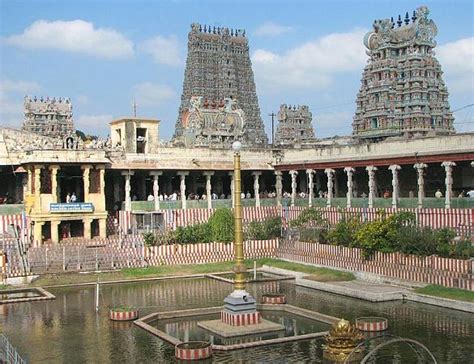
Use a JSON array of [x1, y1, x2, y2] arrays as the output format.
[[466, 189, 474, 198], [435, 189, 443, 198], [70, 192, 77, 203], [170, 192, 177, 201], [66, 193, 71, 203], [158, 194, 164, 201], [147, 193, 154, 201], [241, 192, 245, 199], [246, 192, 251, 199]]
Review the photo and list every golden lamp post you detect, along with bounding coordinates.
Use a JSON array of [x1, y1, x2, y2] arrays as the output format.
[[221, 141, 258, 320], [232, 140, 246, 291]]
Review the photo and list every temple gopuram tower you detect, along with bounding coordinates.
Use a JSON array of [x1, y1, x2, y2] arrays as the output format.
[[275, 104, 316, 146], [173, 23, 268, 147], [353, 6, 455, 139], [22, 96, 75, 138]]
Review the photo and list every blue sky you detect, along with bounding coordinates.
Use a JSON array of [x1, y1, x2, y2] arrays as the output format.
[[1, 0, 473, 139]]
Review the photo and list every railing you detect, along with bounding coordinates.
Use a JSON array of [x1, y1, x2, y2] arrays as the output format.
[[128, 197, 474, 211], [0, 334, 27, 364], [0, 204, 24, 215]]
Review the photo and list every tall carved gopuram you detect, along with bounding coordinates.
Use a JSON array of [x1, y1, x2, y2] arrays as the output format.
[[353, 6, 455, 139], [173, 23, 268, 147], [275, 104, 316, 146]]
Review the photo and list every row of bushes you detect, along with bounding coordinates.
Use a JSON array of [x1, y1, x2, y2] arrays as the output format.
[[143, 208, 281, 246], [297, 210, 473, 259]]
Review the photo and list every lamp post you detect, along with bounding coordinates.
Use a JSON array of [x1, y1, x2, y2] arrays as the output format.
[[221, 141, 259, 326], [232, 141, 246, 291]]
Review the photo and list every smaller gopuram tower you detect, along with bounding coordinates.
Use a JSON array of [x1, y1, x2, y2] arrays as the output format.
[[353, 6, 455, 138], [275, 104, 316, 146], [22, 96, 75, 138]]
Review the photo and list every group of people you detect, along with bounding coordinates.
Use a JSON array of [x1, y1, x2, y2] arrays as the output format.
[[435, 189, 474, 198], [65, 192, 77, 203]]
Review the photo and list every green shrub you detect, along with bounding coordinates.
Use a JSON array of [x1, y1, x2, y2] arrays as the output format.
[[328, 217, 361, 247], [208, 208, 234, 243], [142, 232, 157, 246], [289, 207, 327, 228], [247, 217, 282, 240], [300, 227, 328, 243]]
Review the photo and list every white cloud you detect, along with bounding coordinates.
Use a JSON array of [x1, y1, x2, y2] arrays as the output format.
[[132, 82, 176, 107], [3, 20, 134, 59], [437, 37, 474, 94], [252, 28, 367, 92], [139, 35, 181, 66], [76, 114, 113, 128], [255, 22, 292, 37], [0, 79, 41, 129]]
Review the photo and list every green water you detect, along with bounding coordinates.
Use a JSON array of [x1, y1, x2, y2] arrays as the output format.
[[0, 278, 472, 363]]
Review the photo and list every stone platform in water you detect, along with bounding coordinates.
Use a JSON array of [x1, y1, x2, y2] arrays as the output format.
[[198, 318, 285, 338]]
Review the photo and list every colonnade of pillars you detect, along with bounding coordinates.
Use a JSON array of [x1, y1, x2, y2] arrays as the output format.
[[120, 160, 472, 211]]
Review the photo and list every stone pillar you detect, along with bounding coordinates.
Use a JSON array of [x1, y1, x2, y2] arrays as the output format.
[[34, 165, 42, 213], [324, 169, 335, 207], [306, 169, 315, 207], [344, 167, 355, 208], [203, 171, 214, 209], [121, 171, 134, 211], [83, 218, 92, 240], [289, 170, 298, 207], [150, 171, 162, 210], [33, 221, 44, 247], [414, 163, 427, 208], [333, 170, 339, 197], [99, 218, 106, 238], [441, 161, 456, 209], [229, 172, 235, 208], [366, 166, 377, 208], [275, 171, 282, 207], [99, 166, 105, 196], [252, 172, 261, 207], [388, 165, 401, 208], [51, 220, 60, 244], [49, 165, 60, 203], [82, 165, 91, 203], [177, 172, 189, 209]]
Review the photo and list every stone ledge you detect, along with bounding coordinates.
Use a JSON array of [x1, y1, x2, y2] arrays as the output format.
[[198, 318, 284, 338]]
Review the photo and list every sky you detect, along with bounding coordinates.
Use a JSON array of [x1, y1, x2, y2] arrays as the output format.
[[1, 0, 473, 140]]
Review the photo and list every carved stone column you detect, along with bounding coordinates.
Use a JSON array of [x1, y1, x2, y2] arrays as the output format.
[[82, 165, 91, 203], [252, 172, 261, 207], [228, 172, 235, 208], [366, 166, 377, 208], [177, 171, 189, 210], [413, 163, 427, 208], [289, 170, 298, 207], [83, 218, 92, 240], [33, 221, 45, 247], [203, 171, 214, 209], [150, 171, 162, 210], [275, 171, 283, 207], [306, 169, 315, 207], [441, 161, 456, 209], [99, 218, 106, 238], [34, 165, 42, 213], [325, 169, 335, 207], [121, 171, 134, 211], [344, 167, 355, 208], [49, 165, 60, 203], [388, 165, 401, 208]]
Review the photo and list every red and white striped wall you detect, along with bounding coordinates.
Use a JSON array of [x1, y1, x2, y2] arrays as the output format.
[[175, 342, 213, 360], [221, 310, 261, 326], [109, 310, 139, 321], [356, 317, 388, 332]]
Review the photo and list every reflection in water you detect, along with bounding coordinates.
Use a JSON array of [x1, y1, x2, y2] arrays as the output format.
[[0, 278, 472, 363]]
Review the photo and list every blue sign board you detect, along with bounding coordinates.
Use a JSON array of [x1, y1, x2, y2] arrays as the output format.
[[50, 203, 94, 213]]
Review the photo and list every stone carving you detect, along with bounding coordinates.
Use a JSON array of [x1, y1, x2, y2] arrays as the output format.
[[177, 96, 246, 147], [353, 6, 454, 139], [22, 96, 75, 138], [275, 104, 316, 146], [173, 23, 268, 147]]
